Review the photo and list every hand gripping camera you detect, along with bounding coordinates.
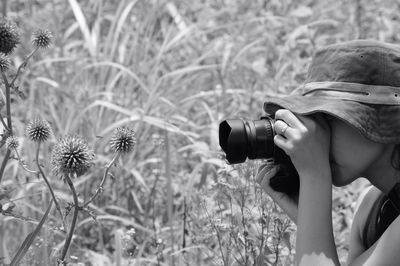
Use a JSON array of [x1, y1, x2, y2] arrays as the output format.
[[219, 116, 299, 195]]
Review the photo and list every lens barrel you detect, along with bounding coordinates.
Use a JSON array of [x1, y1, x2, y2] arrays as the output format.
[[219, 118, 275, 164]]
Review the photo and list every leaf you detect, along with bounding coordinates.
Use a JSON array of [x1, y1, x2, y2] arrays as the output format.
[[9, 200, 53, 266], [290, 6, 313, 18], [68, 0, 96, 56], [281, 231, 292, 250], [85, 250, 112, 266], [114, 229, 123, 266]]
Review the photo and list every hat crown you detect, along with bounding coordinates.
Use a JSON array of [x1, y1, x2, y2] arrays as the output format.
[[306, 40, 400, 87]]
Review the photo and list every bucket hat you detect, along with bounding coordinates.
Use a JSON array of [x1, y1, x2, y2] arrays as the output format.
[[263, 39, 400, 144]]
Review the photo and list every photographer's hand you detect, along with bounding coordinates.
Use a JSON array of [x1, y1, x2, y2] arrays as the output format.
[[273, 110, 331, 181], [256, 163, 298, 224]]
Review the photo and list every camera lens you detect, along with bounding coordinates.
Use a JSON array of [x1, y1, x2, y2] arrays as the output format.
[[219, 118, 275, 164], [219, 117, 300, 195]]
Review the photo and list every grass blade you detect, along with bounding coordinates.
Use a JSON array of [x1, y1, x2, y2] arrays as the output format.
[[10, 200, 53, 266], [165, 130, 175, 266], [68, 0, 96, 56]]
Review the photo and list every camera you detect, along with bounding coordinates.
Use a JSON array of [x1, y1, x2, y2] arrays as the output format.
[[219, 116, 299, 195]]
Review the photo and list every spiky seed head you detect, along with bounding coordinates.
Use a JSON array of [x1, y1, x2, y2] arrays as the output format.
[[31, 29, 53, 49], [51, 135, 95, 178], [0, 20, 19, 54], [5, 136, 19, 150], [110, 127, 136, 153], [0, 53, 10, 72], [26, 118, 52, 142]]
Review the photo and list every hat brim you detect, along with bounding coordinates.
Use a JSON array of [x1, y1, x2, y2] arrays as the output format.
[[263, 95, 400, 144]]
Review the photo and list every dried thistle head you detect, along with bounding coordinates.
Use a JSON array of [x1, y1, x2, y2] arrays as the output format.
[[0, 53, 10, 72], [5, 135, 19, 150], [51, 135, 95, 178], [31, 29, 53, 49], [0, 20, 20, 54], [26, 118, 52, 142], [110, 126, 136, 153]]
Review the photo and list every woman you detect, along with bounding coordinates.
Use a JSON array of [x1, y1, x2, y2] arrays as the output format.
[[257, 40, 400, 265]]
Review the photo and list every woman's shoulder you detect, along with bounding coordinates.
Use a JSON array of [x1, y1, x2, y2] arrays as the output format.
[[347, 185, 382, 263], [352, 186, 382, 235], [354, 185, 381, 214]]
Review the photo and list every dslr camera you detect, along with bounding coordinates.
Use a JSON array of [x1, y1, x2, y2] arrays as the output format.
[[219, 115, 299, 195]]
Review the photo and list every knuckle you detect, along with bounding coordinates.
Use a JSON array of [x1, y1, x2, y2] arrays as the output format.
[[275, 109, 289, 118], [273, 120, 283, 131], [299, 126, 309, 135], [291, 134, 301, 143], [280, 109, 290, 117], [284, 143, 294, 154]]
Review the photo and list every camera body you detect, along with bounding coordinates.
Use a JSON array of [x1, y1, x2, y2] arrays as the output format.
[[219, 116, 299, 195]]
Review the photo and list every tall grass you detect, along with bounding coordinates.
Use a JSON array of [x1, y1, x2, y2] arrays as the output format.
[[0, 0, 396, 265]]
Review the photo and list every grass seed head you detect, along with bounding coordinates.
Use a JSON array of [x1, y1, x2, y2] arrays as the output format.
[[110, 126, 136, 153], [51, 135, 95, 178], [32, 29, 53, 49], [0, 20, 20, 54], [6, 135, 19, 150], [26, 118, 52, 142]]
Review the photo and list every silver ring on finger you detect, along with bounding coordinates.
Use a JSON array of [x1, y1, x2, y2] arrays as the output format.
[[280, 124, 289, 136]]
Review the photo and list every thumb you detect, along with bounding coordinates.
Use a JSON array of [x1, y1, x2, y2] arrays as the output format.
[[256, 163, 280, 186]]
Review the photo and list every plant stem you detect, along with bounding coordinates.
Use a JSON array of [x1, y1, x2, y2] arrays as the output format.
[[2, 0, 7, 17], [165, 130, 175, 266], [2, 72, 12, 134], [10, 47, 39, 88], [0, 149, 11, 183], [59, 174, 79, 264], [82, 152, 120, 208], [12, 148, 38, 174], [0, 114, 8, 131], [35, 142, 66, 231], [0, 71, 12, 185]]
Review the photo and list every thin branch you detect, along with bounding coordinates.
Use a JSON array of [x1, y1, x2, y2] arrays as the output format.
[[0, 149, 11, 183], [0, 113, 8, 131], [82, 152, 120, 208], [0, 71, 12, 184], [2, 0, 7, 17], [10, 47, 39, 88], [35, 142, 66, 231], [13, 148, 39, 175], [1, 72, 12, 134]]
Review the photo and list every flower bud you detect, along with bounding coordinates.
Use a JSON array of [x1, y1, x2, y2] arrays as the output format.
[[26, 118, 52, 142], [0, 20, 20, 54], [31, 29, 53, 49], [110, 127, 136, 153], [6, 136, 19, 150], [51, 135, 95, 178]]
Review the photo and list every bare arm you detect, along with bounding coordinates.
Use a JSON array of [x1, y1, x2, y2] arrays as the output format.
[[296, 171, 340, 266]]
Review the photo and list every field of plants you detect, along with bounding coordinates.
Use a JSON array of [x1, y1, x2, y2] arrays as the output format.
[[0, 0, 399, 265]]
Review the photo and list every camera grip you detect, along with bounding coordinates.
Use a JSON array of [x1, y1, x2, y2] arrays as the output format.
[[269, 163, 299, 196]]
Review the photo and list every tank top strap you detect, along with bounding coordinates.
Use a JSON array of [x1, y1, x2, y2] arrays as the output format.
[[362, 191, 387, 249], [362, 190, 400, 249]]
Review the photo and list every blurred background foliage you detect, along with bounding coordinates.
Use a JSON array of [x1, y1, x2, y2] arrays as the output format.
[[0, 0, 399, 265]]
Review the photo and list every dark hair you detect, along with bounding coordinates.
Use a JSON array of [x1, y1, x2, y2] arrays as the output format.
[[391, 144, 400, 170]]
